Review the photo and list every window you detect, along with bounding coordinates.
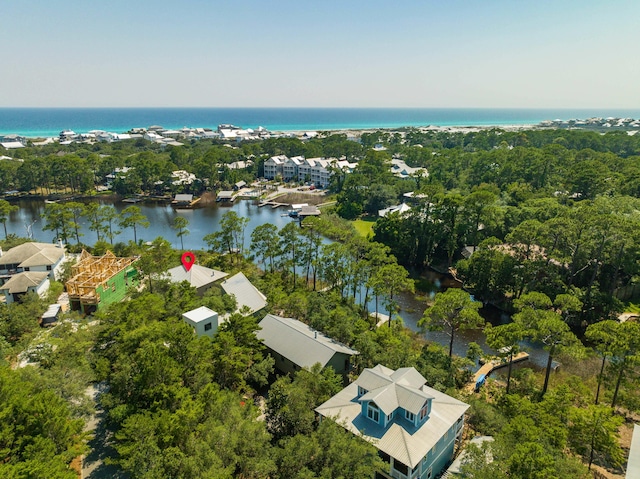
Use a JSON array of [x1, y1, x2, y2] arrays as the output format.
[[23, 267, 30, 271], [393, 460, 408, 476], [419, 403, 428, 421], [204, 322, 212, 331], [367, 402, 379, 422], [358, 386, 367, 397], [405, 410, 415, 422], [426, 467, 432, 479], [46, 265, 52, 271], [386, 412, 394, 422]]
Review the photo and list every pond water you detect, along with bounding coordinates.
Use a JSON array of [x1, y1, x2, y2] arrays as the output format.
[[6, 198, 293, 251], [5, 198, 548, 368]]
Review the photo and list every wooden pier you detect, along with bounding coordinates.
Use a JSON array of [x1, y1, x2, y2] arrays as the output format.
[[471, 352, 530, 388], [258, 200, 289, 208]]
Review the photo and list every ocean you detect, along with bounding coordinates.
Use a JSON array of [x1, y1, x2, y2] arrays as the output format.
[[2, 107, 640, 138]]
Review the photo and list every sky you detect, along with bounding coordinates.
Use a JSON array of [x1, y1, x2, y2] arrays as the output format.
[[2, 0, 639, 108]]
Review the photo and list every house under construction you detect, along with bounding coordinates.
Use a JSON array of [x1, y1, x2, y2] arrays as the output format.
[[66, 250, 138, 314]]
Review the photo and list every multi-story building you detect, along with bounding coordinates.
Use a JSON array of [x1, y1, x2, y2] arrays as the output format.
[[263, 154, 287, 179], [316, 364, 469, 479]]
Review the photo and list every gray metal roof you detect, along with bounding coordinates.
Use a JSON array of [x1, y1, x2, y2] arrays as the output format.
[[257, 314, 359, 369], [174, 194, 193, 202], [220, 272, 267, 315], [316, 365, 469, 469], [356, 366, 433, 415], [356, 367, 394, 392], [0, 271, 49, 293], [167, 264, 228, 289], [0, 242, 64, 268]]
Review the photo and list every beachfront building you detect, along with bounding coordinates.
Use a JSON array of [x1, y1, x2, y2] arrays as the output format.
[[316, 365, 469, 479], [257, 314, 359, 376], [0, 241, 66, 281], [182, 306, 222, 339], [66, 250, 138, 314]]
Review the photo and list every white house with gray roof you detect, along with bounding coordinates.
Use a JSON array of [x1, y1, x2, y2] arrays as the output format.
[[257, 314, 359, 375], [316, 364, 469, 479], [0, 271, 50, 303], [0, 242, 66, 281], [167, 264, 228, 295]]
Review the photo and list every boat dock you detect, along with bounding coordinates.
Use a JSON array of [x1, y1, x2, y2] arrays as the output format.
[[172, 194, 200, 208], [470, 352, 530, 390], [259, 200, 289, 208]]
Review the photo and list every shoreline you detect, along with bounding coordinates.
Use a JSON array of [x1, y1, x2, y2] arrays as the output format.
[[1, 122, 543, 140], [3, 107, 640, 139]]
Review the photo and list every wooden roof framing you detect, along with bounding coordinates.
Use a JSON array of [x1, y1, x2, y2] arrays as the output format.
[[67, 250, 137, 303]]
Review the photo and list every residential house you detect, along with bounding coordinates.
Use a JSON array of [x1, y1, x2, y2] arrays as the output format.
[[0, 271, 50, 304], [0, 242, 66, 281], [257, 314, 359, 375], [182, 306, 222, 338], [171, 170, 196, 186], [0, 134, 26, 149], [219, 272, 267, 316], [378, 203, 412, 218], [167, 263, 228, 295], [59, 130, 78, 142], [316, 364, 469, 479], [66, 250, 138, 314], [390, 158, 429, 180], [144, 131, 165, 143]]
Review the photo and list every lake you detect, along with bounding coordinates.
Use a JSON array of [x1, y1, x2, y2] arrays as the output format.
[[5, 198, 548, 368]]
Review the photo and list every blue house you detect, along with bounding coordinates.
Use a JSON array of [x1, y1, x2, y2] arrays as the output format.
[[316, 364, 469, 479]]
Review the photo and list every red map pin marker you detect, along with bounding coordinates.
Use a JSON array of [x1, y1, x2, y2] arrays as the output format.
[[181, 251, 195, 272]]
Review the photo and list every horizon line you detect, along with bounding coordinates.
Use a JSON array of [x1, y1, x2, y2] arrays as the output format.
[[2, 106, 640, 110]]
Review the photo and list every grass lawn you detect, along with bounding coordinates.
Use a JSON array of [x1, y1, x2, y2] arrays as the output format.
[[352, 218, 376, 237]]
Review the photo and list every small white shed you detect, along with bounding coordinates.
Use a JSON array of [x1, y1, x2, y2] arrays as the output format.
[[182, 306, 221, 338]]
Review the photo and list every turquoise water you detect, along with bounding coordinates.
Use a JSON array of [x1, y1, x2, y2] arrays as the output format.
[[2, 107, 640, 137]]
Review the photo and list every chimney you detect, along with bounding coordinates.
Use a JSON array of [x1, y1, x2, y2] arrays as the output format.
[[57, 238, 64, 249]]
